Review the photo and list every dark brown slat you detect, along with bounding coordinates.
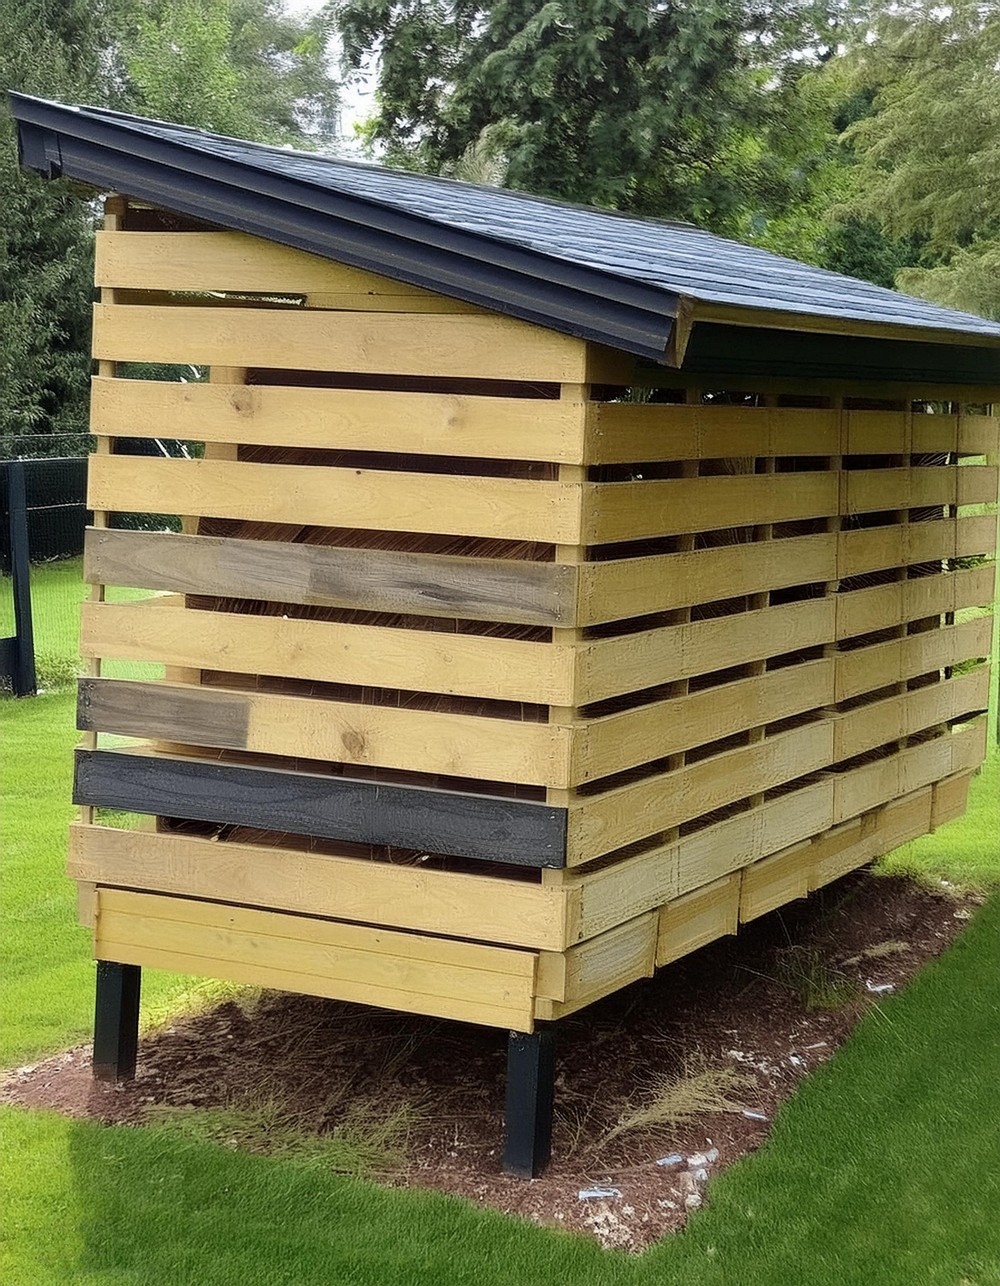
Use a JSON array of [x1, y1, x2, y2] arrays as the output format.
[[73, 749, 568, 868], [85, 528, 576, 626]]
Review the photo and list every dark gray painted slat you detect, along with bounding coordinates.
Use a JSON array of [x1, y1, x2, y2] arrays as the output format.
[[73, 749, 568, 868], [77, 677, 249, 747], [84, 528, 577, 626]]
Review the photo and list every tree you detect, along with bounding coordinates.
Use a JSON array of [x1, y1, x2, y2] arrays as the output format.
[[1, 0, 340, 449], [840, 0, 1000, 317], [117, 0, 340, 144], [0, 0, 114, 450], [337, 0, 835, 230]]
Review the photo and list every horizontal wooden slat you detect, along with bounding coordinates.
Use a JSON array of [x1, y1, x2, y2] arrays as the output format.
[[80, 599, 576, 704], [585, 404, 840, 464], [832, 668, 989, 762], [580, 533, 837, 623], [78, 677, 573, 787], [656, 874, 741, 967], [831, 720, 985, 824], [534, 912, 657, 1018], [92, 302, 596, 383], [739, 842, 811, 922], [74, 749, 568, 867], [95, 889, 535, 1030], [585, 472, 838, 543], [844, 411, 1000, 455], [84, 528, 577, 627], [88, 454, 584, 544], [90, 376, 588, 465], [95, 230, 479, 306], [838, 514, 996, 579], [835, 615, 992, 702], [567, 721, 836, 865], [69, 824, 571, 950], [580, 598, 836, 703], [576, 658, 834, 782], [844, 465, 997, 515], [835, 564, 994, 639]]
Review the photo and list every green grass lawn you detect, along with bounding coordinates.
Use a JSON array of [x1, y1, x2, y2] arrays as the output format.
[[2, 559, 999, 1284]]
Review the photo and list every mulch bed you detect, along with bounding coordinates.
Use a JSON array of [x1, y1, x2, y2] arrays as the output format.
[[2, 871, 979, 1251]]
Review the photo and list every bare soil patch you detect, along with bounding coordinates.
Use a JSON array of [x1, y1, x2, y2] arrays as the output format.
[[2, 872, 979, 1251]]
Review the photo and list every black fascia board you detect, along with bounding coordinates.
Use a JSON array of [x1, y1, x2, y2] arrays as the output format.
[[10, 93, 680, 364], [682, 322, 1000, 387]]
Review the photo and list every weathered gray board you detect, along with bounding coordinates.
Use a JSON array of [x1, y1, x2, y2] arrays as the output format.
[[84, 527, 576, 626]]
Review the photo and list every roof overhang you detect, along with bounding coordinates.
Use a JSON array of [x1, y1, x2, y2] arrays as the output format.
[[10, 93, 684, 365]]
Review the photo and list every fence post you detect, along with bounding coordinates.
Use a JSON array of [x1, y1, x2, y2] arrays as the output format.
[[5, 461, 37, 697]]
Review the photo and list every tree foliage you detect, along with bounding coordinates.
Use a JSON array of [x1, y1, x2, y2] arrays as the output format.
[[840, 0, 1000, 317], [118, 0, 339, 144], [337, 0, 850, 229], [1, 0, 339, 446], [0, 0, 112, 448]]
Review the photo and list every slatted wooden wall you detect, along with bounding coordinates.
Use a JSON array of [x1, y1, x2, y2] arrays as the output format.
[[70, 199, 998, 1031]]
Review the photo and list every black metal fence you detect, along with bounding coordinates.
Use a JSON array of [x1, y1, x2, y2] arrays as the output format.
[[1, 439, 91, 696]]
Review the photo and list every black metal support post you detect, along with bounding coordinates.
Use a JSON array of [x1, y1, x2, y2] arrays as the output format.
[[93, 961, 142, 1081], [502, 1027, 556, 1178], [2, 461, 36, 697]]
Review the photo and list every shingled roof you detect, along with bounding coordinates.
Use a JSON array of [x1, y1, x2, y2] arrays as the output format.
[[10, 93, 1000, 381]]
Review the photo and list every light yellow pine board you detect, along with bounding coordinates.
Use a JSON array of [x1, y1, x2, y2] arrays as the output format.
[[92, 302, 593, 383], [958, 465, 999, 505], [809, 787, 934, 890], [862, 412, 1000, 456], [656, 875, 741, 967], [80, 599, 577, 704], [98, 887, 534, 980], [831, 722, 984, 824], [95, 230, 465, 298], [574, 657, 834, 783], [834, 615, 993, 703], [90, 376, 589, 465], [676, 780, 835, 894], [845, 411, 1000, 455], [739, 842, 812, 922], [843, 464, 999, 516], [578, 533, 837, 625], [96, 231, 480, 312], [835, 565, 995, 640], [585, 404, 840, 465], [570, 842, 680, 942], [832, 667, 989, 761], [930, 771, 974, 829], [843, 467, 959, 514], [837, 515, 996, 579], [69, 824, 571, 951], [534, 912, 657, 1019], [566, 721, 836, 865], [953, 415, 1000, 455], [584, 472, 838, 543], [845, 411, 914, 455], [578, 599, 836, 704], [807, 816, 865, 890], [95, 939, 533, 1030], [87, 454, 583, 545], [84, 678, 572, 786]]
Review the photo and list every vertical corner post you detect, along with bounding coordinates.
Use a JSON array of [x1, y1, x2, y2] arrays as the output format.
[[93, 961, 141, 1082], [502, 1026, 556, 1178]]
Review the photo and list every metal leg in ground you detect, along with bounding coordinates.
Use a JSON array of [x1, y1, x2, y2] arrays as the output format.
[[502, 1026, 556, 1178], [93, 961, 141, 1081]]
